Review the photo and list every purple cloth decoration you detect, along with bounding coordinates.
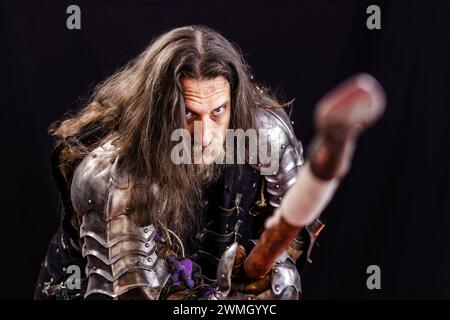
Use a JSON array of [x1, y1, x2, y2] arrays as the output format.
[[167, 255, 195, 288], [200, 287, 217, 298], [154, 230, 162, 243]]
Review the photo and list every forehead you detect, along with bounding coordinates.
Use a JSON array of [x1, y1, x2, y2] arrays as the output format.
[[181, 76, 230, 108]]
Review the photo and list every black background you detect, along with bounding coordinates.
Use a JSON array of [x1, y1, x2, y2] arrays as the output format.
[[1, 0, 450, 299]]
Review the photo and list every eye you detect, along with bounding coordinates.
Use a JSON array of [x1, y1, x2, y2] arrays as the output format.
[[212, 105, 225, 115], [185, 109, 196, 122]]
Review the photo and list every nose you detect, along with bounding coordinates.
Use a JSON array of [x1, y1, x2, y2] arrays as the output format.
[[195, 117, 214, 147]]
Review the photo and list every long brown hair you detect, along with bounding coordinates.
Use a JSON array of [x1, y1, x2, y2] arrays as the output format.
[[51, 25, 284, 244]]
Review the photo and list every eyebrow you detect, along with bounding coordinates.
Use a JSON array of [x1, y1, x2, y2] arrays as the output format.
[[185, 100, 230, 114]]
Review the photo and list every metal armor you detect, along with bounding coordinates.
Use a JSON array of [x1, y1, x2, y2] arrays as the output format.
[[35, 107, 323, 300], [249, 107, 305, 207], [190, 107, 325, 299], [251, 108, 325, 270], [216, 241, 301, 300], [70, 140, 170, 299]]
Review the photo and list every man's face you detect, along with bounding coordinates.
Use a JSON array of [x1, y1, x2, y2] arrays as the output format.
[[181, 76, 231, 164]]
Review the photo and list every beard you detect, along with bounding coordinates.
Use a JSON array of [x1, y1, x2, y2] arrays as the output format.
[[150, 141, 226, 251]]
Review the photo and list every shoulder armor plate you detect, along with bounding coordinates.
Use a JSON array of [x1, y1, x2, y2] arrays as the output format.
[[249, 108, 304, 207], [71, 140, 170, 299]]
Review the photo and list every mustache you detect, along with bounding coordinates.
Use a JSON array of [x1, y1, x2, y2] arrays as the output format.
[[191, 140, 226, 164]]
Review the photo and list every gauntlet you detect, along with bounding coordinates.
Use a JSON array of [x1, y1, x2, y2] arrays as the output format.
[[214, 242, 301, 300]]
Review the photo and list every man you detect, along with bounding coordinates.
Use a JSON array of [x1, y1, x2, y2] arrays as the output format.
[[35, 25, 384, 300]]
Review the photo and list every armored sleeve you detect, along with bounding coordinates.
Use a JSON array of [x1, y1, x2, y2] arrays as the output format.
[[249, 107, 325, 272]]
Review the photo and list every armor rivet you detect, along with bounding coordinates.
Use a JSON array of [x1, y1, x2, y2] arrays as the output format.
[[136, 262, 142, 266], [281, 144, 285, 149], [145, 243, 150, 247], [257, 163, 262, 167], [88, 199, 93, 204], [275, 285, 280, 292], [278, 196, 282, 201], [252, 182, 256, 188], [93, 266, 97, 270], [144, 228, 148, 233], [221, 274, 226, 279], [92, 154, 97, 158], [147, 257, 152, 262], [204, 200, 208, 206], [50, 278, 53, 283], [157, 210, 161, 213], [291, 121, 294, 125], [110, 158, 115, 164], [125, 207, 131, 212], [275, 184, 280, 189], [274, 268, 279, 273], [56, 248, 59, 254]]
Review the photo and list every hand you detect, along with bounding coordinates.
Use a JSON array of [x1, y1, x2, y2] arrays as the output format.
[[213, 242, 301, 300]]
